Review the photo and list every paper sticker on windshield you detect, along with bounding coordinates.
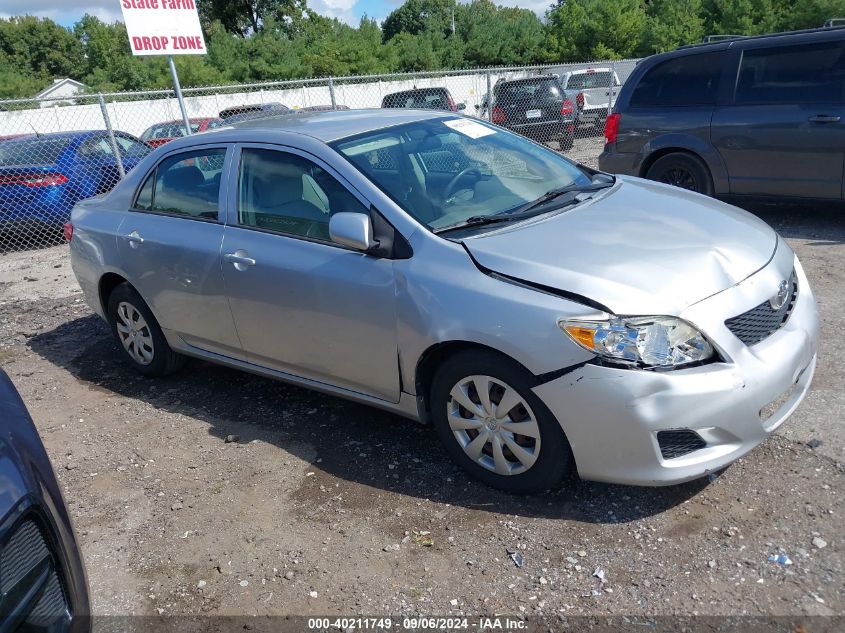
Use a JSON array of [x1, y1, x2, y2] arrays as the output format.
[[443, 118, 496, 139]]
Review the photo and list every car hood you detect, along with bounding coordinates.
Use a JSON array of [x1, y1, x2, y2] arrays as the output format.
[[460, 176, 778, 315]]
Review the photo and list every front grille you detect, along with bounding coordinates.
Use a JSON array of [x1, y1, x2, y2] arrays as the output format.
[[725, 270, 798, 346], [657, 430, 707, 459], [0, 515, 70, 629]]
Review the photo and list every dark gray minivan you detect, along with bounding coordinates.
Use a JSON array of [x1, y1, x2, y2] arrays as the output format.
[[599, 26, 845, 204]]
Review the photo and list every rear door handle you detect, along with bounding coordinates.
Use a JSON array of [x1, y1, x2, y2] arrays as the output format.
[[808, 115, 841, 123], [224, 251, 256, 270], [122, 231, 144, 248]]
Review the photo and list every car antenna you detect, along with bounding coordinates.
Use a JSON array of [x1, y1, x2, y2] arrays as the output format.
[[28, 123, 41, 139]]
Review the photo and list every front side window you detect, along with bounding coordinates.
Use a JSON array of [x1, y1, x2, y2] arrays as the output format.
[[134, 148, 225, 220], [736, 41, 845, 104], [630, 51, 726, 107], [238, 148, 368, 241], [333, 117, 590, 231]]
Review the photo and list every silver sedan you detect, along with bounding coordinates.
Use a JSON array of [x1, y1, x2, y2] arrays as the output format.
[[68, 109, 819, 492]]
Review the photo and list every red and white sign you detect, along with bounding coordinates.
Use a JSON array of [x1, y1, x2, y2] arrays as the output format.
[[120, 0, 206, 56]]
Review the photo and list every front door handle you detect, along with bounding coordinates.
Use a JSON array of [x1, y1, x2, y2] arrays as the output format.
[[224, 251, 256, 271], [122, 231, 144, 248], [809, 115, 841, 123]]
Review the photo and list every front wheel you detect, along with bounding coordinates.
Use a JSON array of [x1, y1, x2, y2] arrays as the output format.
[[430, 350, 573, 493], [107, 283, 185, 377], [646, 152, 714, 196]]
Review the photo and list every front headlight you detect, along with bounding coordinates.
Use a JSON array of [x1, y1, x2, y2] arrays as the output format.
[[560, 316, 714, 368]]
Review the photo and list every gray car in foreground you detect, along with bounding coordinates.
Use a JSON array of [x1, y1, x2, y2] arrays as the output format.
[[68, 109, 818, 492]]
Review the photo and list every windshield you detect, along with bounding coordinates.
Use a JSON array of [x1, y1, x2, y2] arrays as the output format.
[[0, 138, 69, 166], [332, 118, 591, 231]]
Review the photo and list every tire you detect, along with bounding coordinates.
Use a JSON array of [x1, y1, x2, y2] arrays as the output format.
[[430, 350, 573, 494], [106, 283, 185, 377], [645, 152, 714, 196], [559, 131, 575, 151]]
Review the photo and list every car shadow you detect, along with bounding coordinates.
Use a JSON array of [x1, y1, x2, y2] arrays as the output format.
[[739, 202, 845, 245], [28, 315, 711, 524]]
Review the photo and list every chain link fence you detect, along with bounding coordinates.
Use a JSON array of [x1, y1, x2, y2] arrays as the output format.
[[0, 59, 638, 254]]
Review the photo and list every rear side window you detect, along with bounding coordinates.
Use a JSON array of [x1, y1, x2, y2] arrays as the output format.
[[630, 51, 726, 107], [736, 41, 845, 104], [134, 148, 226, 220]]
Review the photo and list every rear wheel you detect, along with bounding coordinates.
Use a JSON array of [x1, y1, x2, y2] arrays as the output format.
[[646, 152, 713, 196], [106, 283, 185, 377], [430, 350, 572, 493]]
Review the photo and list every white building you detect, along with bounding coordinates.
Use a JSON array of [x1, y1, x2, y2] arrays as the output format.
[[34, 78, 87, 108]]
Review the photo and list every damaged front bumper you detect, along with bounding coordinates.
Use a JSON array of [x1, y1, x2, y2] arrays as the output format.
[[532, 254, 819, 486]]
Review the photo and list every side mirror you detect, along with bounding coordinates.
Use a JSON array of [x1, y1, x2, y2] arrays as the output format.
[[456, 102, 467, 111], [329, 212, 376, 251]]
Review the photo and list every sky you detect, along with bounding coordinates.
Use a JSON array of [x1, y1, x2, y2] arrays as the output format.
[[0, 0, 552, 27]]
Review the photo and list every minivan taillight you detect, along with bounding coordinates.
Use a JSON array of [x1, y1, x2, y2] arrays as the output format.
[[561, 98, 575, 116], [447, 94, 458, 112], [604, 113, 621, 145], [576, 92, 584, 109], [491, 106, 505, 124], [63, 222, 74, 243]]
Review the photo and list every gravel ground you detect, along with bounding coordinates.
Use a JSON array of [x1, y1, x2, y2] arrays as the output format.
[[0, 139, 842, 626]]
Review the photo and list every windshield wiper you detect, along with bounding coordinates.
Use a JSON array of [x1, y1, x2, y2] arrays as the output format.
[[435, 196, 584, 234], [510, 176, 614, 217], [435, 174, 615, 235]]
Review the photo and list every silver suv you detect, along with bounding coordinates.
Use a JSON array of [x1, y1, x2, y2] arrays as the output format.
[[69, 109, 818, 493]]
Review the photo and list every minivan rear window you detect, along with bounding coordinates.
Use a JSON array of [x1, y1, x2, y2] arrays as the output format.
[[630, 51, 726, 107], [735, 41, 845, 104]]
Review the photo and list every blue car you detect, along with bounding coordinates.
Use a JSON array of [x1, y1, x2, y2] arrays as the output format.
[[0, 369, 91, 631], [0, 130, 150, 235]]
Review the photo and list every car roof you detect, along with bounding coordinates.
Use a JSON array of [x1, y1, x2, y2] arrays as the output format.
[[0, 130, 110, 143], [672, 24, 845, 53], [192, 108, 453, 143], [498, 76, 560, 86], [384, 87, 449, 97]]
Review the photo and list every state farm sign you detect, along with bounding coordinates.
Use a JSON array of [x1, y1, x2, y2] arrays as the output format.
[[120, 0, 207, 56]]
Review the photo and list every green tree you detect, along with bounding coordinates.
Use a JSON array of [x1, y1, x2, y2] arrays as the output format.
[[0, 16, 85, 80], [382, 0, 456, 42], [645, 0, 706, 52], [703, 0, 784, 36], [197, 0, 310, 37], [547, 0, 648, 61]]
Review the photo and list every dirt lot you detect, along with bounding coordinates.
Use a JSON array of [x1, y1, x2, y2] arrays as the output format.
[[0, 143, 843, 627]]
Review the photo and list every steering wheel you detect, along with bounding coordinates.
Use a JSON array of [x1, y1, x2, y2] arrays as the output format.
[[443, 168, 481, 202]]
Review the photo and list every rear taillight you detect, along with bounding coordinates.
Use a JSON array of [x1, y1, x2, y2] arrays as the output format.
[[604, 113, 621, 145], [63, 222, 73, 243], [447, 94, 458, 112], [491, 106, 505, 124], [0, 172, 69, 187], [561, 98, 575, 116], [576, 92, 584, 109]]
